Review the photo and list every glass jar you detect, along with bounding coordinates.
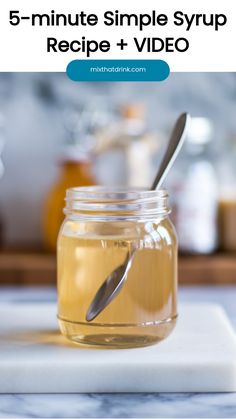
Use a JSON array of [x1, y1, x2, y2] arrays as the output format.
[[57, 186, 178, 349]]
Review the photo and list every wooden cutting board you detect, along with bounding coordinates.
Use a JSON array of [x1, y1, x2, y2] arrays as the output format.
[[0, 303, 236, 393]]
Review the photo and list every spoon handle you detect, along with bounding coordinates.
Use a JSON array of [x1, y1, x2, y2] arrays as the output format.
[[151, 112, 190, 191], [86, 112, 190, 323]]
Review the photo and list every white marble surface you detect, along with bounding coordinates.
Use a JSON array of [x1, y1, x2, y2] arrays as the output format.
[[1, 303, 236, 393], [0, 286, 236, 418]]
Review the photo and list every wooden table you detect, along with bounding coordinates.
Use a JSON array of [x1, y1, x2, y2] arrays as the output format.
[[0, 251, 235, 286]]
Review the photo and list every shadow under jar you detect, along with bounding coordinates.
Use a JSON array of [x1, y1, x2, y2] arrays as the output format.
[[57, 187, 178, 349]]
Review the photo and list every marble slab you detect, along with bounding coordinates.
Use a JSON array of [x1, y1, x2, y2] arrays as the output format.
[[0, 303, 236, 393]]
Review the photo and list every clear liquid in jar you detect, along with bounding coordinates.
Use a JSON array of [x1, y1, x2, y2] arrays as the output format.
[[57, 220, 177, 348]]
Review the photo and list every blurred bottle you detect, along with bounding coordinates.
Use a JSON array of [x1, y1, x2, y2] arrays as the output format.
[[123, 104, 158, 187], [43, 105, 96, 252], [166, 117, 218, 254], [0, 112, 5, 247], [95, 103, 159, 187], [0, 114, 4, 180], [218, 135, 236, 252], [43, 146, 95, 252]]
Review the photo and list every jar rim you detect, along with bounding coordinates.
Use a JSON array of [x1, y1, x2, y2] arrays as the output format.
[[64, 186, 170, 220], [66, 186, 168, 201]]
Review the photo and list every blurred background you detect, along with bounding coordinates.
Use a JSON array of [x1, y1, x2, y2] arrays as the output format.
[[0, 72, 236, 285]]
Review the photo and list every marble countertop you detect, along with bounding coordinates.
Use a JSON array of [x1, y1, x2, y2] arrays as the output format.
[[0, 286, 236, 418]]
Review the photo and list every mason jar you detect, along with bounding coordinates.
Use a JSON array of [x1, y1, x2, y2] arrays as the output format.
[[57, 186, 178, 348]]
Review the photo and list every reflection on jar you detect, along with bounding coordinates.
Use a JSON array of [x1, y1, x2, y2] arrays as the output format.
[[57, 187, 178, 349]]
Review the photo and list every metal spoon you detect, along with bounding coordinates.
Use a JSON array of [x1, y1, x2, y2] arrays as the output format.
[[86, 112, 190, 322]]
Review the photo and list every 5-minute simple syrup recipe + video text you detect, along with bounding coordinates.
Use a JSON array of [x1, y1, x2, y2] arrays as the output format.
[[9, 10, 227, 56]]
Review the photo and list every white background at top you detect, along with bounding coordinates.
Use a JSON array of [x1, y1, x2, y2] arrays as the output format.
[[0, 0, 235, 72]]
